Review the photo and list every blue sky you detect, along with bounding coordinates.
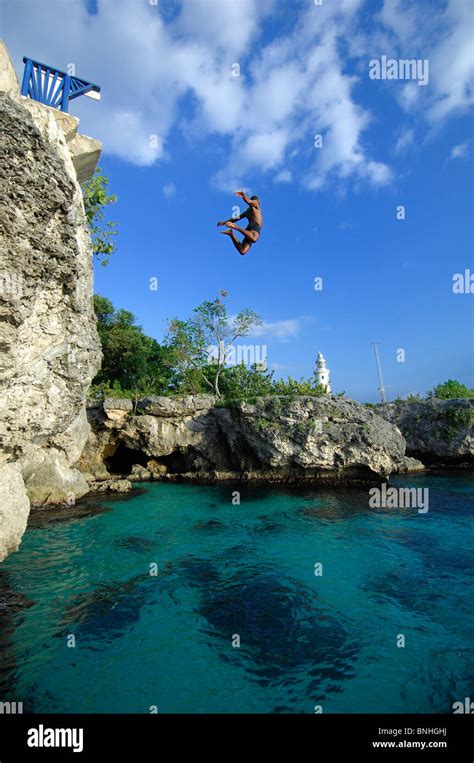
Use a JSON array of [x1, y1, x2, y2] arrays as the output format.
[[3, 0, 473, 401]]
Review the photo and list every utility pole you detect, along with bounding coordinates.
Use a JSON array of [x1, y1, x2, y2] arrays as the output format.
[[371, 341, 387, 403]]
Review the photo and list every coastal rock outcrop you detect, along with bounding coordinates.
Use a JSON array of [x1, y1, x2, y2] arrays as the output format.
[[0, 42, 102, 560], [376, 399, 474, 464], [79, 394, 412, 485]]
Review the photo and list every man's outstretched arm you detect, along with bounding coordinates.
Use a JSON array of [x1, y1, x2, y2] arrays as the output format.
[[235, 190, 258, 207]]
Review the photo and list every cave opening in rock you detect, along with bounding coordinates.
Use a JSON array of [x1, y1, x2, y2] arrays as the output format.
[[105, 444, 149, 475], [157, 449, 192, 473]]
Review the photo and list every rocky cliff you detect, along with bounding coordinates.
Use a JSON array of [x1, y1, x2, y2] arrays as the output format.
[[79, 394, 419, 488], [0, 42, 102, 561], [376, 398, 474, 465]]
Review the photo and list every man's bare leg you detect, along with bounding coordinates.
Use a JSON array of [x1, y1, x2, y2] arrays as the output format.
[[221, 229, 251, 255], [226, 221, 258, 243]]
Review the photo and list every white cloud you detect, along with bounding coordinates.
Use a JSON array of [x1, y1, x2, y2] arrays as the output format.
[[206, 1, 392, 192], [450, 142, 470, 159], [4, 0, 389, 192], [427, 0, 474, 122], [362, 160, 392, 185], [378, 0, 418, 42], [239, 130, 289, 171], [377, 0, 474, 123], [99, 111, 164, 166], [398, 83, 421, 111], [174, 0, 272, 59], [395, 128, 415, 153], [250, 318, 302, 341], [163, 182, 176, 198], [274, 169, 292, 183], [3, 0, 471, 193]]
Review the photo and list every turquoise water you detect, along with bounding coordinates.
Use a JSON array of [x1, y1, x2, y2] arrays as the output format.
[[0, 474, 473, 713]]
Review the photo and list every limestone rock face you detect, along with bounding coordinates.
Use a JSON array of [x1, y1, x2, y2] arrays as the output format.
[[146, 459, 168, 477], [21, 448, 90, 505], [219, 397, 407, 478], [81, 395, 411, 484], [129, 464, 152, 482], [92, 479, 132, 494], [103, 398, 133, 425], [376, 399, 474, 463], [0, 44, 102, 561], [397, 456, 426, 473], [0, 463, 30, 561], [0, 41, 20, 99], [137, 395, 216, 417]]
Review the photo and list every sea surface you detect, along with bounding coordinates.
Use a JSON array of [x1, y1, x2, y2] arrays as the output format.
[[0, 473, 473, 713]]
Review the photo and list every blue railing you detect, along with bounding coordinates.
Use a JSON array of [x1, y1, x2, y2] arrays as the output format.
[[21, 57, 101, 113]]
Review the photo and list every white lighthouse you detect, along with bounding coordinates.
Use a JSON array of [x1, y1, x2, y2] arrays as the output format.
[[315, 352, 331, 393]]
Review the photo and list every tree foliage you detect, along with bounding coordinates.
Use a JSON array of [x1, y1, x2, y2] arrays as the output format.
[[166, 294, 263, 396], [92, 294, 176, 402], [82, 169, 118, 266], [219, 363, 275, 401]]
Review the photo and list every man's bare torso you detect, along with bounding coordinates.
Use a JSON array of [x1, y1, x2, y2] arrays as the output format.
[[246, 205, 263, 227]]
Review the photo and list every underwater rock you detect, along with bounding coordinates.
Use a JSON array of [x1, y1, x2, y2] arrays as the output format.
[[198, 567, 358, 689], [58, 575, 156, 642]]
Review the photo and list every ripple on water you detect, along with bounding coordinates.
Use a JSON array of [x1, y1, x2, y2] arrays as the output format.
[[114, 535, 156, 552]]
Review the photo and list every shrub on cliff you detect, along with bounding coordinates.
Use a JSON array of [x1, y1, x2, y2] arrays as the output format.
[[82, 168, 118, 266], [214, 368, 328, 406], [428, 380, 474, 400], [218, 363, 275, 401], [272, 376, 327, 398]]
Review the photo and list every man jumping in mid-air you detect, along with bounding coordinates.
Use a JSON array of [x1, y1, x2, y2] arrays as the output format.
[[217, 191, 263, 256]]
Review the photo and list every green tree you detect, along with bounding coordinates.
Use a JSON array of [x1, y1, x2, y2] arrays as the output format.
[[428, 379, 474, 399], [166, 295, 263, 397], [92, 294, 176, 402], [82, 169, 118, 266]]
